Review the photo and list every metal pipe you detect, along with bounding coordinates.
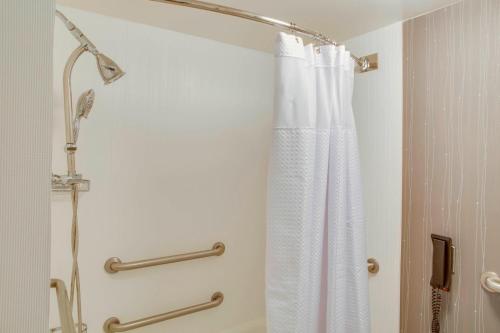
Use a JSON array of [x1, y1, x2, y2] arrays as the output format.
[[150, 0, 373, 70], [51, 279, 77, 333], [103, 292, 224, 333], [104, 242, 225, 273], [62, 46, 86, 176], [56, 10, 99, 55]]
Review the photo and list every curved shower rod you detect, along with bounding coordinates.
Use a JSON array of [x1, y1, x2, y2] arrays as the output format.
[[150, 0, 378, 72]]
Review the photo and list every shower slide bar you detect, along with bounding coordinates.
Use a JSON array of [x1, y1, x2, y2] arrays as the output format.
[[104, 242, 225, 273], [103, 292, 224, 332], [481, 272, 500, 293]]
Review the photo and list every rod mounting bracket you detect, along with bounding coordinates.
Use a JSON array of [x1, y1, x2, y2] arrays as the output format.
[[356, 53, 379, 73]]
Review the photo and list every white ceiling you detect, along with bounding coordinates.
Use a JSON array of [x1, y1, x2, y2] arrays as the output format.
[[57, 0, 459, 52]]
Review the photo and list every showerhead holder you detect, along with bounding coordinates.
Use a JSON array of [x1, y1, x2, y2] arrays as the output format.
[[52, 173, 90, 192]]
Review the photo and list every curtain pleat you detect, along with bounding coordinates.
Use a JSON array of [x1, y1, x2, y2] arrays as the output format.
[[266, 32, 370, 333]]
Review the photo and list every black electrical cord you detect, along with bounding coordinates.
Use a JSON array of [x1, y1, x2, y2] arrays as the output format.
[[431, 288, 442, 333]]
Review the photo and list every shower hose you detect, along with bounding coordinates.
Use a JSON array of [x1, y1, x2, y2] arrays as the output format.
[[70, 185, 84, 333]]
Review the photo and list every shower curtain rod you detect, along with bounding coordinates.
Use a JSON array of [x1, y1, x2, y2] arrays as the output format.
[[150, 0, 378, 73]]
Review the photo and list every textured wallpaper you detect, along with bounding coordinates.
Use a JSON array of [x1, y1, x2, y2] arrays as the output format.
[[401, 1, 500, 332], [0, 0, 54, 332]]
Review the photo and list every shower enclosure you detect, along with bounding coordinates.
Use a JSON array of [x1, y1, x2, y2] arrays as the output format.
[[49, 3, 395, 333]]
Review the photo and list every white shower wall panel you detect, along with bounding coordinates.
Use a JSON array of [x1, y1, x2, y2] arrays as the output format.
[[346, 22, 403, 333]]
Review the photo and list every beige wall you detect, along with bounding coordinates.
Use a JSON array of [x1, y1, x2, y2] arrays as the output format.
[[401, 1, 500, 332], [51, 6, 272, 333], [0, 1, 54, 332]]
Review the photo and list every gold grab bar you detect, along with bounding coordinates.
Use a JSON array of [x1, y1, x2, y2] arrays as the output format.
[[50, 279, 77, 333], [103, 292, 224, 332], [367, 258, 379, 274], [104, 242, 225, 273]]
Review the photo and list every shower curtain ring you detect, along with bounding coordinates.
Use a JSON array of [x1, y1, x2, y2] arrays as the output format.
[[290, 22, 299, 43]]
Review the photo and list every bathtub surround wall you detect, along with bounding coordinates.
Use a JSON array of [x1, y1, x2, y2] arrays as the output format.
[[346, 22, 403, 333], [0, 0, 54, 332], [401, 1, 500, 332], [51, 6, 272, 333], [51, 6, 408, 333]]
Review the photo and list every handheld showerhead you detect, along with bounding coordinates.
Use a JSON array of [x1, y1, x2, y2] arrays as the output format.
[[73, 89, 95, 141], [76, 89, 95, 119], [56, 10, 125, 85]]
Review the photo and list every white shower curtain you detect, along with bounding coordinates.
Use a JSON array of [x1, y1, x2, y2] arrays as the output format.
[[266, 33, 370, 333]]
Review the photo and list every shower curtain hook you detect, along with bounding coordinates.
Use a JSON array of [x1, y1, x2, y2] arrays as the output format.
[[314, 33, 323, 54], [290, 22, 300, 43]]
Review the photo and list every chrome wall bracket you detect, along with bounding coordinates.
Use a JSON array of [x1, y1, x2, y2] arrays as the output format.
[[52, 173, 90, 192], [356, 53, 378, 73], [367, 257, 380, 274]]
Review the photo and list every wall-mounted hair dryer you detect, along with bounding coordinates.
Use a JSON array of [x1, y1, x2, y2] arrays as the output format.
[[430, 234, 454, 333]]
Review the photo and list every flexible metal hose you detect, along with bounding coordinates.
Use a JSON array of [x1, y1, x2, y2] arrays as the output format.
[[70, 185, 83, 333]]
